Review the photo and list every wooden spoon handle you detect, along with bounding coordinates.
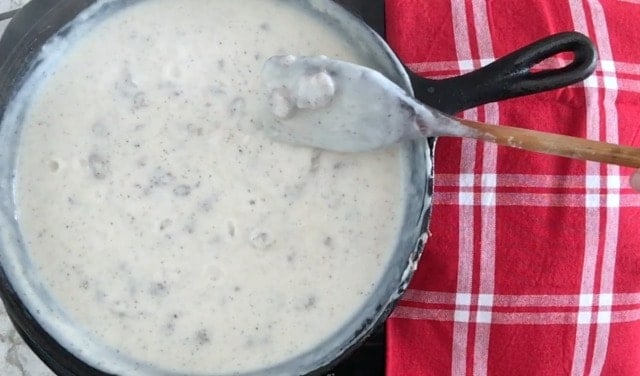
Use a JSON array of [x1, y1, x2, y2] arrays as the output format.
[[457, 118, 640, 168]]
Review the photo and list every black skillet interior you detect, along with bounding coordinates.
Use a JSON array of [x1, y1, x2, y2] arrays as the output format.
[[0, 1, 597, 375]]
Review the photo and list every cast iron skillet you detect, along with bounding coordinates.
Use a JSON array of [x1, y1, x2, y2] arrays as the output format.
[[0, 0, 596, 375]]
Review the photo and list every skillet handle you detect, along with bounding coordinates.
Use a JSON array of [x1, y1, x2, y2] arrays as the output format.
[[409, 31, 598, 115]]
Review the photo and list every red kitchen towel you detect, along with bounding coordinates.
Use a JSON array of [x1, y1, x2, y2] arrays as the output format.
[[385, 1, 640, 375]]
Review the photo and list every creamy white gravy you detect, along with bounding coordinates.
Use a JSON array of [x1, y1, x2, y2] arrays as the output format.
[[11, 0, 406, 374]]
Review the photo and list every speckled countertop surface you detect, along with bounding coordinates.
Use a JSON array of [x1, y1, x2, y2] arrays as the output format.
[[0, 3, 55, 376], [0, 0, 27, 35]]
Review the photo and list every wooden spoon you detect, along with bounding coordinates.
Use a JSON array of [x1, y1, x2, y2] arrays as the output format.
[[453, 119, 640, 167], [259, 55, 640, 168]]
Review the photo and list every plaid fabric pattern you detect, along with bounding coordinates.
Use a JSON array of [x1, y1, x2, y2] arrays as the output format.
[[385, 1, 640, 375]]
